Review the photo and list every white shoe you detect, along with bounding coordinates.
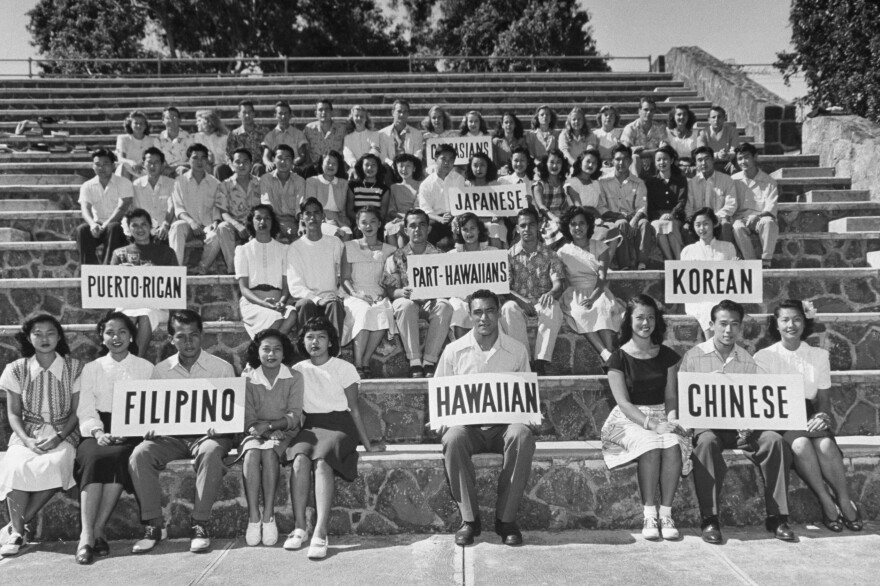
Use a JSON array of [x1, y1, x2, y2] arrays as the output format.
[[261, 519, 278, 546], [284, 528, 307, 550], [642, 517, 661, 540], [0, 524, 11, 546], [0, 533, 24, 557], [307, 535, 328, 559], [190, 524, 211, 553], [245, 522, 261, 546], [132, 526, 167, 553], [660, 516, 680, 540]]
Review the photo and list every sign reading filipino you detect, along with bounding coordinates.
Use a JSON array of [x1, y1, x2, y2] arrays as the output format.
[[447, 184, 529, 217], [81, 265, 187, 309], [428, 372, 541, 429], [406, 249, 509, 300], [110, 378, 246, 437], [677, 372, 807, 430], [425, 136, 493, 165], [664, 260, 763, 304]]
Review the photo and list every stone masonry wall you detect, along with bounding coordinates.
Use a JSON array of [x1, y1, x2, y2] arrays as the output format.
[[803, 115, 880, 200]]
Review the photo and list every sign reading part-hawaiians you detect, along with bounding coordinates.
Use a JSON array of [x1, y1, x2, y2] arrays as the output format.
[[80, 265, 187, 309], [664, 260, 763, 304], [447, 184, 529, 217], [677, 372, 807, 430], [406, 249, 510, 300], [110, 378, 246, 437], [425, 136, 493, 166], [429, 372, 541, 429]]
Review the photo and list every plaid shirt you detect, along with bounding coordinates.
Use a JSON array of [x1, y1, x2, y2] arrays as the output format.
[[508, 241, 564, 304]]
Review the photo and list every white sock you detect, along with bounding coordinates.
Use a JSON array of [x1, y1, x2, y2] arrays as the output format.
[[410, 358, 422, 367], [644, 506, 658, 519], [659, 506, 672, 518]]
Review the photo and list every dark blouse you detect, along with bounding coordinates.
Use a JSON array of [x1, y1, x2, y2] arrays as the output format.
[[645, 172, 688, 222], [607, 345, 681, 405]]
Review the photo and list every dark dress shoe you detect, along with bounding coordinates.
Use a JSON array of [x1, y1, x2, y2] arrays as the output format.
[[75, 544, 94, 565], [821, 509, 844, 533], [93, 537, 110, 556], [700, 516, 722, 545], [766, 515, 796, 542], [423, 363, 436, 378], [842, 501, 864, 532], [494, 520, 523, 546], [454, 520, 481, 546], [410, 365, 424, 379]]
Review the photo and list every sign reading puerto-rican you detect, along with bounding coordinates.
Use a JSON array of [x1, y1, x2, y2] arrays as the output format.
[[677, 372, 807, 430], [110, 378, 246, 437], [447, 184, 529, 217], [664, 260, 763, 304], [428, 372, 541, 429], [406, 249, 509, 300], [425, 136, 493, 165], [81, 265, 187, 309]]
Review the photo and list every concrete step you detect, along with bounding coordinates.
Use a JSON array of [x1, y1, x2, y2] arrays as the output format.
[[0, 173, 85, 185], [828, 217, 880, 233], [778, 178, 853, 202], [0, 439, 876, 539], [771, 167, 836, 179], [0, 162, 93, 175], [754, 154, 820, 173], [0, 198, 59, 211], [0, 184, 80, 209], [0, 227, 29, 242], [806, 189, 872, 203], [0, 151, 94, 162]]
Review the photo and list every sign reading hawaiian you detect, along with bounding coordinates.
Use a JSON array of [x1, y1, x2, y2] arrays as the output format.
[[425, 136, 493, 165], [81, 265, 187, 309], [664, 260, 763, 304], [406, 249, 510, 300], [428, 372, 541, 429], [447, 184, 529, 217], [677, 372, 807, 430], [111, 378, 246, 437]]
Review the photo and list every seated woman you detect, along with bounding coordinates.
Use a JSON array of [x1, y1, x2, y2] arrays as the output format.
[[680, 207, 737, 341], [565, 147, 620, 260], [458, 110, 490, 138], [594, 105, 623, 165], [347, 153, 389, 226], [558, 107, 599, 166], [74, 312, 153, 564], [754, 300, 863, 532], [492, 111, 529, 172], [111, 208, 178, 359], [0, 315, 83, 558], [343, 105, 383, 173], [304, 150, 352, 238], [645, 145, 688, 261], [600, 295, 689, 541], [385, 153, 423, 248], [115, 110, 157, 181], [446, 213, 497, 340], [533, 148, 570, 247], [463, 151, 506, 249], [193, 109, 229, 178], [527, 105, 559, 160], [235, 204, 297, 339], [241, 329, 303, 547], [340, 206, 397, 378], [420, 105, 457, 174], [557, 207, 622, 364], [663, 104, 699, 161], [284, 317, 381, 558]]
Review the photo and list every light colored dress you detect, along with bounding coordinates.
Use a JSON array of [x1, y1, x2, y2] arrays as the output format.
[[193, 132, 229, 166], [557, 242, 622, 333], [0, 355, 83, 499], [665, 128, 700, 160], [234, 238, 295, 338], [385, 181, 420, 237], [341, 240, 397, 345], [679, 239, 737, 330], [594, 128, 623, 161], [241, 366, 304, 458], [447, 242, 498, 330], [115, 134, 158, 177]]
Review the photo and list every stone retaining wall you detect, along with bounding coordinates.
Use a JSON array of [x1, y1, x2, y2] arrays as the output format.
[[802, 115, 880, 200]]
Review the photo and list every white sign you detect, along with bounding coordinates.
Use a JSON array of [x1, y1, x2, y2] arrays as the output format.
[[664, 260, 763, 304], [425, 136, 493, 166], [406, 249, 510, 300], [111, 378, 246, 437], [429, 372, 541, 429], [447, 184, 529, 217], [81, 265, 187, 309], [677, 372, 807, 430]]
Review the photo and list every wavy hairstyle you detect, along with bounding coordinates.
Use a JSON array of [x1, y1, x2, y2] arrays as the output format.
[[246, 328, 297, 368], [96, 311, 139, 357], [766, 299, 815, 341], [618, 295, 667, 346]]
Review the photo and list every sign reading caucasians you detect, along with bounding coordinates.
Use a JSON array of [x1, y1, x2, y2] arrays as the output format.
[[664, 260, 763, 304], [677, 372, 807, 430], [111, 378, 246, 437], [81, 265, 187, 309], [428, 372, 541, 429], [425, 136, 493, 166], [447, 185, 529, 217], [406, 249, 510, 300]]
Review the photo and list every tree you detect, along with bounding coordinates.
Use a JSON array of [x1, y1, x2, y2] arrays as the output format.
[[775, 0, 880, 123]]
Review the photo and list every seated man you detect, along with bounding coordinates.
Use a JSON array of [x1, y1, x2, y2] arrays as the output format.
[[417, 143, 464, 249], [687, 146, 738, 245], [262, 101, 308, 174], [597, 144, 654, 270], [436, 289, 535, 546], [131, 146, 175, 241], [259, 143, 306, 242], [698, 106, 740, 170], [500, 207, 564, 375], [680, 300, 795, 544], [223, 100, 268, 180], [379, 99, 425, 166], [731, 143, 779, 268], [157, 106, 193, 177], [620, 97, 665, 177], [303, 99, 347, 174], [77, 148, 133, 264], [216, 147, 261, 274], [168, 143, 224, 274], [382, 209, 453, 378], [129, 309, 236, 554], [286, 197, 345, 337]]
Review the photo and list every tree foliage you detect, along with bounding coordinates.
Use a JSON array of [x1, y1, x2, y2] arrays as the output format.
[[775, 0, 880, 123]]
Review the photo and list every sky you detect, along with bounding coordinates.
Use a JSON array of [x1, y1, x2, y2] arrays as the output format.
[[0, 0, 803, 98]]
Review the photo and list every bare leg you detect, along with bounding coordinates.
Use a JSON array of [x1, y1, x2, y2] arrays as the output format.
[[290, 455, 312, 531], [22, 488, 56, 525], [93, 483, 124, 539], [352, 331, 369, 367], [814, 437, 857, 519], [584, 332, 608, 356], [360, 330, 386, 372], [659, 446, 683, 507], [313, 459, 335, 540], [243, 450, 263, 523], [791, 437, 838, 518], [277, 310, 298, 336], [79, 483, 103, 546], [599, 330, 618, 353], [636, 449, 661, 506], [136, 316, 152, 359], [261, 450, 280, 522]]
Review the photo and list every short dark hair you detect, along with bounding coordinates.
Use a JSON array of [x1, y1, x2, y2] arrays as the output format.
[[238, 100, 255, 111], [517, 206, 541, 225], [96, 311, 139, 357], [692, 145, 715, 160], [247, 328, 296, 368], [667, 104, 696, 131], [353, 206, 385, 241], [163, 106, 180, 117], [452, 212, 488, 245], [404, 208, 430, 226], [465, 152, 498, 183], [687, 207, 720, 240], [354, 153, 387, 184], [317, 98, 333, 110], [167, 309, 203, 336], [468, 289, 499, 312], [273, 143, 295, 158], [91, 148, 117, 164], [300, 196, 324, 214], [392, 99, 411, 111], [639, 97, 657, 110], [142, 146, 165, 163], [231, 147, 253, 163], [15, 314, 71, 358], [296, 316, 341, 358], [393, 153, 424, 181], [274, 100, 292, 112], [573, 148, 603, 181], [735, 142, 759, 157], [710, 106, 727, 118], [507, 146, 534, 176], [619, 295, 667, 346], [321, 150, 347, 178], [246, 204, 281, 238], [710, 300, 745, 323], [766, 299, 815, 341], [559, 206, 595, 242], [125, 207, 153, 227], [186, 143, 209, 159], [433, 143, 457, 159], [536, 149, 570, 181], [611, 144, 633, 160]]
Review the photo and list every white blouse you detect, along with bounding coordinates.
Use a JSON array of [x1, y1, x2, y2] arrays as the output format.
[[234, 238, 291, 289], [293, 357, 359, 414], [754, 341, 831, 401], [77, 353, 154, 435]]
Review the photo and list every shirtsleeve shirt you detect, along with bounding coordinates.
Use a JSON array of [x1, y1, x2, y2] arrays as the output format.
[[79, 174, 134, 223], [508, 242, 564, 304], [132, 175, 175, 229], [285, 235, 343, 300], [379, 124, 425, 164], [259, 171, 306, 218], [731, 169, 779, 218], [304, 120, 347, 164], [597, 174, 647, 219], [417, 171, 466, 216], [157, 129, 193, 167], [679, 339, 757, 375], [221, 176, 262, 223], [687, 171, 739, 219], [435, 330, 530, 377], [152, 350, 235, 380], [381, 241, 443, 290], [171, 171, 223, 227], [77, 353, 154, 436]]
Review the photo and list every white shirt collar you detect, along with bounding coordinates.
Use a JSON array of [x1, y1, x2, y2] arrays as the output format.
[[28, 353, 65, 380], [247, 365, 293, 388]]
